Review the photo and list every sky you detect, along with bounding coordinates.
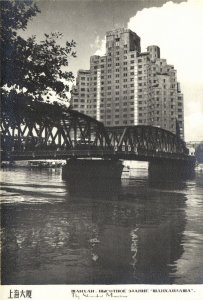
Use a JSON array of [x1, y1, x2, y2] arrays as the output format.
[[24, 0, 203, 141]]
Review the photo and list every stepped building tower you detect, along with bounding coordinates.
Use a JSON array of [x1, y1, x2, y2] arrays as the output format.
[[71, 28, 184, 138]]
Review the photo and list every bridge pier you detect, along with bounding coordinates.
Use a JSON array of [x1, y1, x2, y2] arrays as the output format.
[[148, 158, 196, 180], [62, 158, 124, 181]]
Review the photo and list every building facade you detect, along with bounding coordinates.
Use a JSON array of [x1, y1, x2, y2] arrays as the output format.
[[71, 28, 184, 138]]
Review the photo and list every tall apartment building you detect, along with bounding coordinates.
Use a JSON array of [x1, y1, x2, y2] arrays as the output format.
[[71, 28, 184, 138]]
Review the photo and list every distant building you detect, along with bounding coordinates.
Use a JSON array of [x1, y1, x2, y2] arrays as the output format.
[[71, 28, 184, 138], [186, 141, 203, 161]]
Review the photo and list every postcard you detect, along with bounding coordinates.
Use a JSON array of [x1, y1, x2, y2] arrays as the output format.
[[1, 1, 203, 299]]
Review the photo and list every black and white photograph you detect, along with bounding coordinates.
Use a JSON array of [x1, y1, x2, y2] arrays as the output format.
[[1, 0, 203, 299]]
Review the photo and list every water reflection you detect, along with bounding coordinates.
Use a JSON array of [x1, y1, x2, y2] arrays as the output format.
[[1, 168, 202, 284], [65, 177, 121, 200]]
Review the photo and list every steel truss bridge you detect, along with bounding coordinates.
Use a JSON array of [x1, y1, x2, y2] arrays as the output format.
[[1, 102, 191, 163]]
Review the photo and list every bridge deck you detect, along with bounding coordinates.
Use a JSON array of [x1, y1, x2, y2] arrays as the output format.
[[1, 149, 195, 163]]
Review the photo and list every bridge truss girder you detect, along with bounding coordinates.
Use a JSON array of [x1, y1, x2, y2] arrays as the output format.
[[1, 104, 110, 155], [106, 125, 188, 156], [1, 101, 190, 161]]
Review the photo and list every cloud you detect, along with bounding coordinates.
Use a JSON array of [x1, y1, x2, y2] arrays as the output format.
[[91, 35, 106, 56], [128, 0, 203, 141]]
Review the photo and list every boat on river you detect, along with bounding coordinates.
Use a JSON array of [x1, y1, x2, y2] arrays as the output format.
[[28, 160, 64, 168]]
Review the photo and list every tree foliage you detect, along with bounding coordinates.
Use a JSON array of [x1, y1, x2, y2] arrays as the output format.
[[1, 0, 76, 122]]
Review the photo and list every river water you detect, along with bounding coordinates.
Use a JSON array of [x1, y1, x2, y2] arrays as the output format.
[[1, 166, 203, 285]]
